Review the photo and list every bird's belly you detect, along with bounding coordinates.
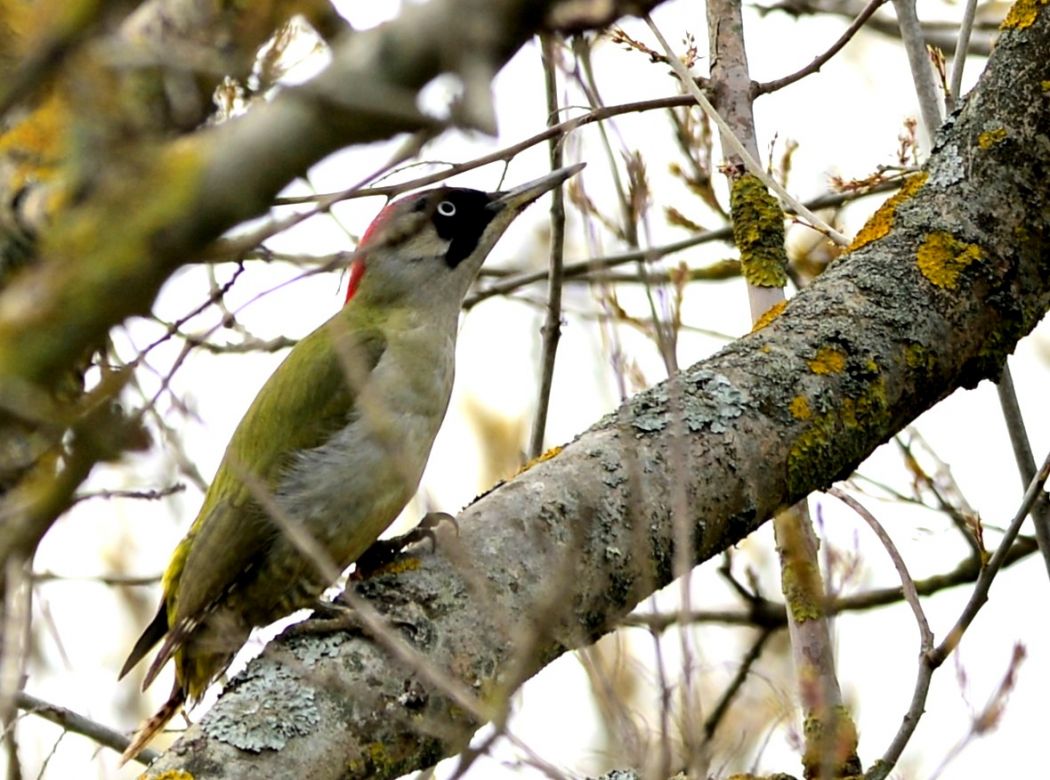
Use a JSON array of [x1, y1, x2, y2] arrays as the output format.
[[276, 397, 447, 564]]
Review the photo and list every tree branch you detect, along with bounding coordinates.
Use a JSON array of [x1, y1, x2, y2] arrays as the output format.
[[142, 8, 1050, 775]]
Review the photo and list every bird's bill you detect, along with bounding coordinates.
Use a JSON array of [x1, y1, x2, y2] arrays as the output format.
[[493, 162, 586, 212]]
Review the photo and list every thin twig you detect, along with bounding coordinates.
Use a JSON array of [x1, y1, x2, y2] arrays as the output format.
[[30, 571, 161, 587], [466, 179, 900, 308], [275, 96, 707, 207], [931, 449, 1050, 665], [947, 0, 980, 110], [755, 0, 888, 95], [702, 628, 774, 740], [995, 365, 1050, 580], [72, 483, 185, 505], [891, 0, 944, 136], [624, 534, 1037, 629], [529, 35, 570, 460], [828, 489, 932, 647], [14, 692, 159, 767], [868, 449, 1050, 779], [645, 14, 849, 245]]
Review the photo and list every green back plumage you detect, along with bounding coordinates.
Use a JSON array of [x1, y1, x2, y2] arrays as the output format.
[[162, 307, 387, 629]]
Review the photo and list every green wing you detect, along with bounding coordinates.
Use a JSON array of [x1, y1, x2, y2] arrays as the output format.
[[164, 312, 387, 628]]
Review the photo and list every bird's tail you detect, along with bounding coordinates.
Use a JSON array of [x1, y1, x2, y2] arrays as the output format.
[[119, 683, 184, 767]]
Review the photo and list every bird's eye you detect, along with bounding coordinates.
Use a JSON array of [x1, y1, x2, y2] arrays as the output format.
[[436, 200, 456, 217]]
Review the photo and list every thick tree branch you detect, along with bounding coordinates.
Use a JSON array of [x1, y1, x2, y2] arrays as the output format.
[[143, 7, 1050, 776]]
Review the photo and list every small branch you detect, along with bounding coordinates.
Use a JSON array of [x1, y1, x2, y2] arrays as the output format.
[[276, 95, 706, 207], [891, 0, 945, 136], [930, 449, 1050, 666], [946, 0, 980, 110], [466, 180, 900, 308], [645, 14, 849, 245], [30, 571, 161, 587], [828, 489, 932, 648], [994, 364, 1050, 580], [528, 34, 570, 460], [702, 628, 774, 740], [868, 449, 1050, 779], [755, 0, 888, 96], [15, 692, 159, 766], [72, 483, 185, 505], [624, 535, 1037, 633]]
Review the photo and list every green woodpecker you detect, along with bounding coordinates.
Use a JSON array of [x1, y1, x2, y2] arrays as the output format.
[[118, 163, 584, 762]]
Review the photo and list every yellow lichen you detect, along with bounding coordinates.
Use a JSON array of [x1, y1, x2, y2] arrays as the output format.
[[0, 90, 69, 191], [730, 173, 789, 288], [515, 445, 562, 476], [848, 172, 928, 252], [789, 395, 812, 420], [916, 231, 984, 289], [751, 300, 787, 331], [802, 706, 862, 778], [1042, 80, 1050, 91], [978, 127, 1008, 149], [776, 505, 824, 623], [146, 771, 194, 780], [1002, 0, 1048, 29], [372, 556, 422, 576], [786, 375, 889, 496], [903, 343, 935, 374], [808, 345, 847, 375]]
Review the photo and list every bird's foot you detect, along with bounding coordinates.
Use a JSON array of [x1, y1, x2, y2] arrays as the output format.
[[353, 511, 458, 580], [285, 600, 361, 636]]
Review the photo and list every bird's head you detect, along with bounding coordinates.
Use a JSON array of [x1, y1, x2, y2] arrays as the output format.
[[345, 163, 585, 309]]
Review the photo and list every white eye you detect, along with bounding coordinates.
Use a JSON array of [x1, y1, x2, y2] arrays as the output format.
[[436, 200, 456, 217]]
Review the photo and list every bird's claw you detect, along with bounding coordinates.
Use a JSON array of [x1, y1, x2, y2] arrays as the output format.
[[285, 600, 361, 636], [352, 512, 458, 579]]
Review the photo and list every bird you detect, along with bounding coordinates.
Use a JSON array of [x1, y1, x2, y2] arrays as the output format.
[[118, 162, 584, 763]]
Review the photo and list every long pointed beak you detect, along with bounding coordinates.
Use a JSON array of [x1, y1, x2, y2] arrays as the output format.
[[492, 162, 586, 212]]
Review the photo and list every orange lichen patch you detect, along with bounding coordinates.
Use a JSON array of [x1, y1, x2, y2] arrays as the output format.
[[752, 300, 787, 331], [790, 395, 812, 421], [916, 231, 984, 289], [848, 172, 927, 252], [1002, 0, 1048, 29], [808, 345, 847, 375], [0, 90, 68, 188], [515, 444, 563, 476], [978, 127, 1008, 149]]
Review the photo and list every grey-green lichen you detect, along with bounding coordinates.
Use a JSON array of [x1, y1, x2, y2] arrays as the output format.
[[626, 370, 748, 436], [928, 142, 965, 188], [200, 663, 320, 752], [287, 631, 348, 666]]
